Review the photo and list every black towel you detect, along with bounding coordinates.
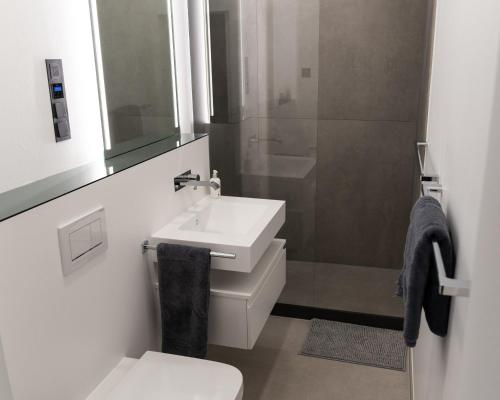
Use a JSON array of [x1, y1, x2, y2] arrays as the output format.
[[396, 196, 454, 347], [157, 243, 211, 358]]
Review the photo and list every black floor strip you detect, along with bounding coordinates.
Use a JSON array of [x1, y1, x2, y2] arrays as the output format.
[[271, 303, 404, 331]]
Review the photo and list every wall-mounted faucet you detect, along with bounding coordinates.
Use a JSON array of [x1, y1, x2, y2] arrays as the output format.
[[174, 170, 220, 192]]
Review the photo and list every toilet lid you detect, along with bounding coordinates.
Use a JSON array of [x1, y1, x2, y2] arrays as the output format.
[[105, 351, 243, 400]]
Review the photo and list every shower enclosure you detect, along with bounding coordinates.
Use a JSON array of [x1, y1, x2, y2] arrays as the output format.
[[191, 0, 434, 321]]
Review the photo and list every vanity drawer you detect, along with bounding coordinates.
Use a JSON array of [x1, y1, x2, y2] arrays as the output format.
[[208, 239, 286, 349], [247, 247, 286, 348]]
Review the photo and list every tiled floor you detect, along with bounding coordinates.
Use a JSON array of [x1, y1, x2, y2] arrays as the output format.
[[278, 261, 404, 317], [207, 316, 410, 400]]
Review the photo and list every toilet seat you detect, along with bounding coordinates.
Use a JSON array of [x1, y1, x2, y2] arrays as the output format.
[[88, 351, 243, 400]]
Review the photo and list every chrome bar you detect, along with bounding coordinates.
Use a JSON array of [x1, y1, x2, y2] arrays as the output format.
[[409, 348, 415, 400], [432, 242, 470, 297], [142, 240, 236, 259]]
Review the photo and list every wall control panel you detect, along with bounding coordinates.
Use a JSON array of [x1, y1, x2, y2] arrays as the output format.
[[45, 59, 71, 142]]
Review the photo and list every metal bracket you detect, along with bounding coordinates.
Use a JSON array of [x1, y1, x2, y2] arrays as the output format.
[[417, 142, 439, 182]]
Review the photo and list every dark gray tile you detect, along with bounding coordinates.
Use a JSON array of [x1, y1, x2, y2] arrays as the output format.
[[210, 11, 231, 124], [239, 118, 260, 176], [257, 0, 320, 119], [279, 261, 316, 306], [208, 123, 242, 196], [241, 0, 260, 119], [278, 209, 316, 261], [259, 118, 317, 158], [240, 170, 317, 260], [314, 262, 403, 316], [318, 0, 430, 121], [315, 120, 416, 268], [239, 123, 318, 260]]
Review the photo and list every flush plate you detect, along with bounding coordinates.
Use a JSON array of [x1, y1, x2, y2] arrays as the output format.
[[58, 208, 108, 276]]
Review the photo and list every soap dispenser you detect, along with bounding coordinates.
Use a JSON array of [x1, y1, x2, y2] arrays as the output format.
[[210, 170, 221, 197]]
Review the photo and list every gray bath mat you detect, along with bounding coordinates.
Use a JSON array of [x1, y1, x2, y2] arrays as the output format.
[[300, 319, 407, 371]]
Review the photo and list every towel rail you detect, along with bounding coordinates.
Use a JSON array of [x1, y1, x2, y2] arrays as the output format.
[[141, 240, 236, 259], [432, 242, 470, 297], [417, 143, 471, 297]]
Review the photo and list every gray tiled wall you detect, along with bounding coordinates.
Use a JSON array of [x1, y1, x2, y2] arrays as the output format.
[[208, 0, 432, 269], [316, 120, 415, 268], [318, 0, 429, 122], [314, 0, 429, 268]]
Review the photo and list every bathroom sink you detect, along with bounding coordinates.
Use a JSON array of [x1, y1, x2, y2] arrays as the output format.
[[150, 196, 285, 273]]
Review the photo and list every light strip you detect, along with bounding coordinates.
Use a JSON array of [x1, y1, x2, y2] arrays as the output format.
[[239, 0, 245, 115], [204, 0, 214, 117], [166, 0, 180, 128], [89, 0, 112, 150]]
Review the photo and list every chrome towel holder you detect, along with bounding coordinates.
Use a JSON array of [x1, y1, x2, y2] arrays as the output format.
[[141, 240, 237, 260], [417, 142, 470, 297]]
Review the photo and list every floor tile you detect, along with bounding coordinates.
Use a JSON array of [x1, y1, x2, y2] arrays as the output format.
[[207, 317, 410, 400]]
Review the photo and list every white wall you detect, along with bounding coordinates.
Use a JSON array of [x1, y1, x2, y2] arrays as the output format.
[[0, 1, 204, 398], [415, 1, 500, 399], [0, 137, 210, 400], [459, 88, 500, 399], [0, 0, 104, 193], [0, 337, 13, 400]]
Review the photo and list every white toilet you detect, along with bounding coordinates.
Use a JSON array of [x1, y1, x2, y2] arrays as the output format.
[[87, 351, 243, 400]]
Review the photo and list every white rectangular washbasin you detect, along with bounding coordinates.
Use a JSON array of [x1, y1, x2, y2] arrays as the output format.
[[150, 196, 285, 273]]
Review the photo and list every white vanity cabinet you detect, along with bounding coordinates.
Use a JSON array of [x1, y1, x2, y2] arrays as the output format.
[[147, 196, 287, 350], [208, 239, 286, 349], [148, 238, 286, 350]]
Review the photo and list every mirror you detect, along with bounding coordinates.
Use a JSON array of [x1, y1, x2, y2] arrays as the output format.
[[0, 0, 197, 222], [90, 0, 180, 158]]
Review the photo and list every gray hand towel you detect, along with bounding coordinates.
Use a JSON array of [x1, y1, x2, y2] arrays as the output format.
[[157, 243, 211, 358], [397, 196, 454, 347]]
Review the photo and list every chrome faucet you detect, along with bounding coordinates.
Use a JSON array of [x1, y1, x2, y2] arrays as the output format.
[[182, 179, 220, 191], [174, 171, 220, 191]]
